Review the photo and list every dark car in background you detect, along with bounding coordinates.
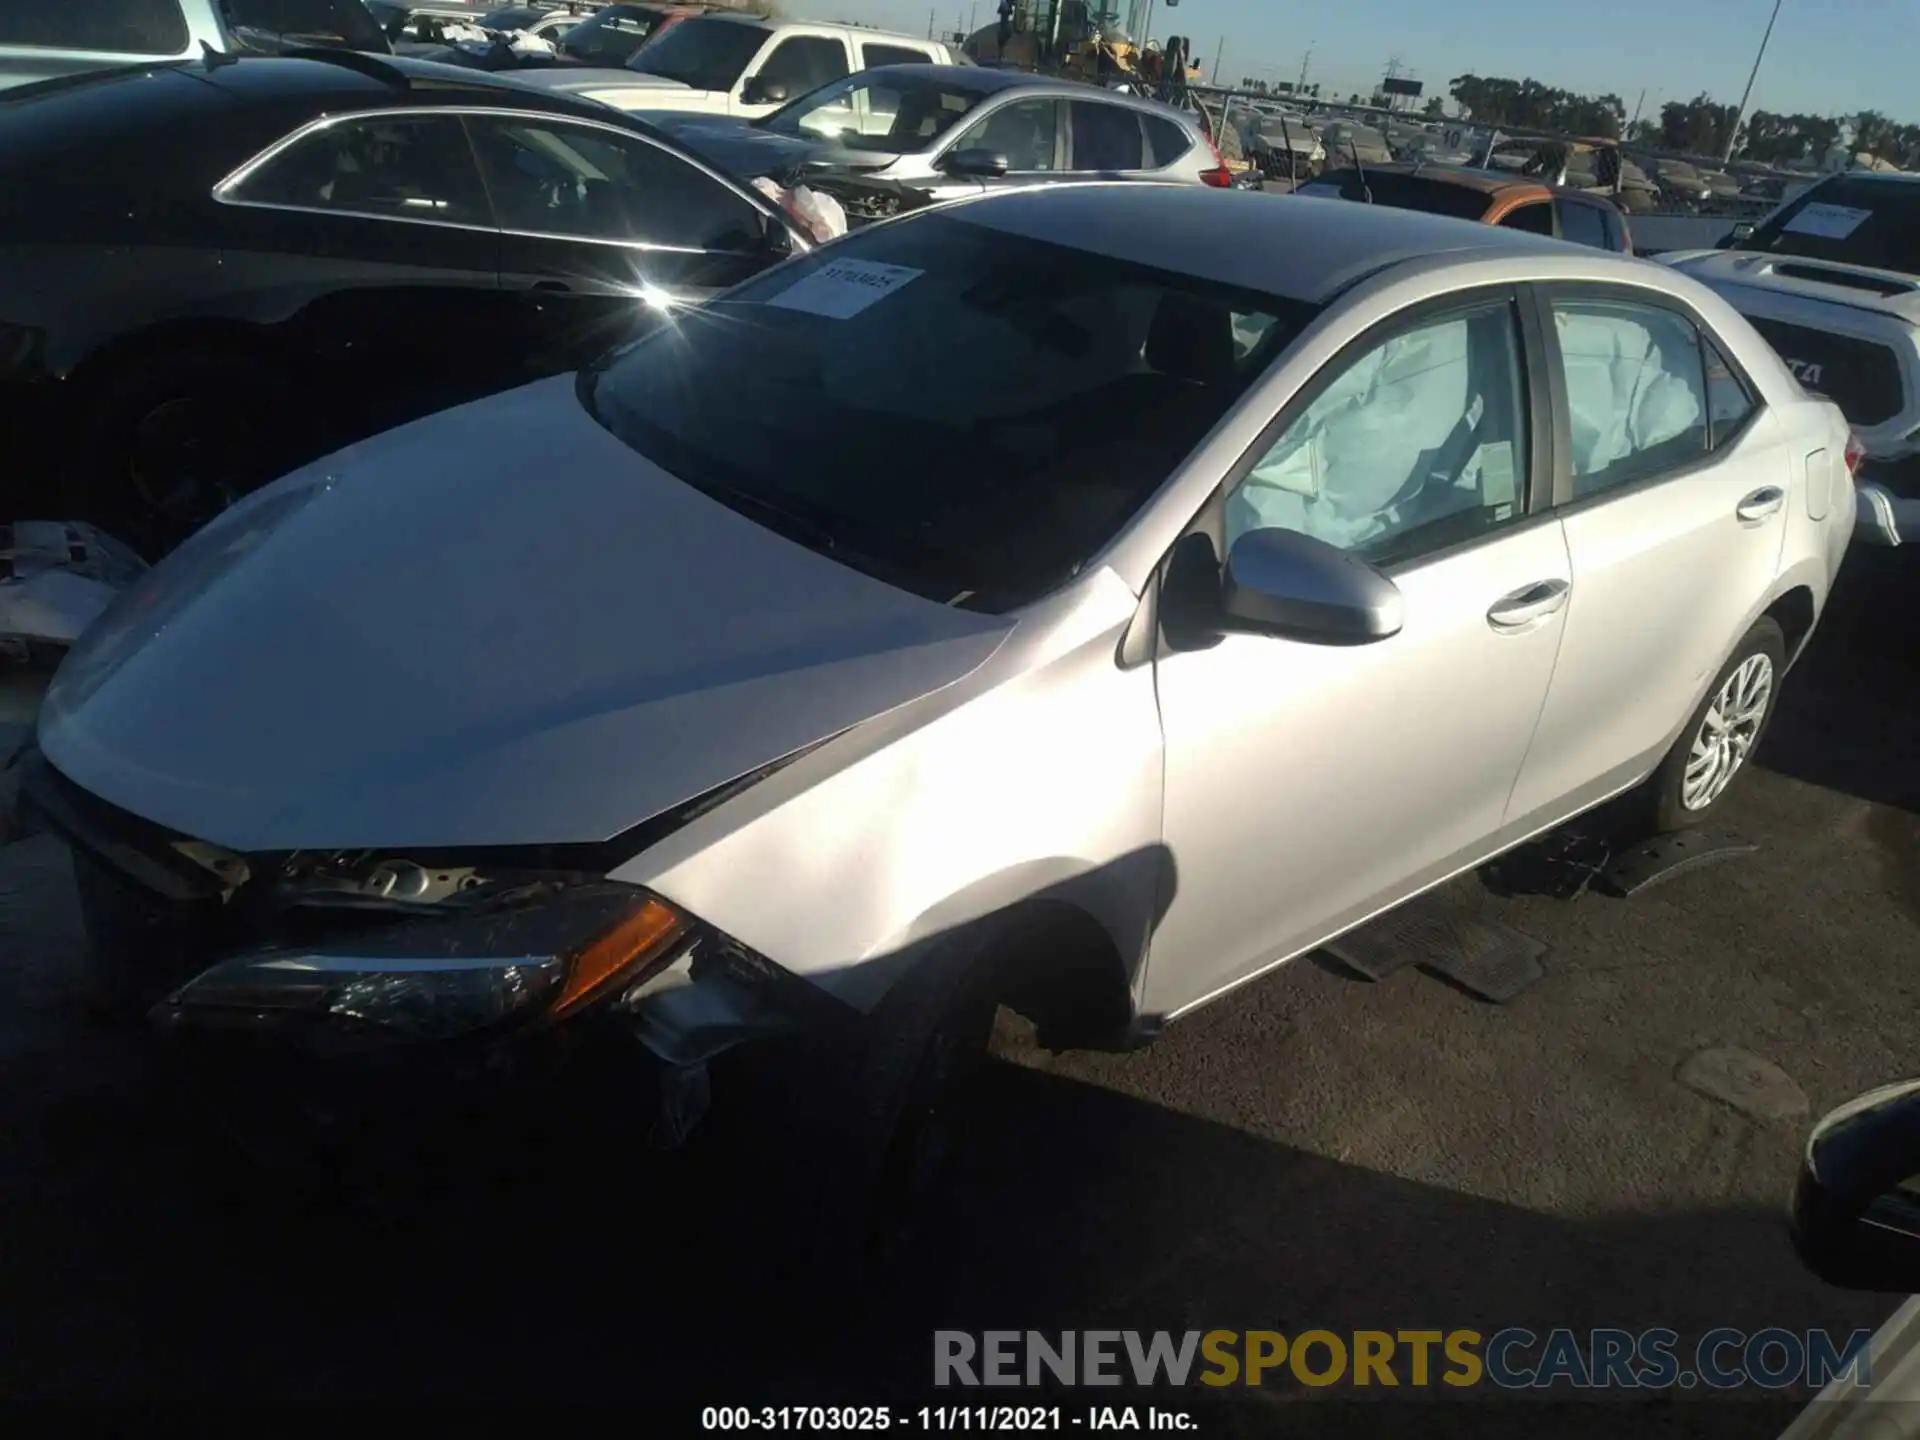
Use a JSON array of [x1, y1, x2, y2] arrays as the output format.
[[1293, 164, 1634, 252], [0, 0, 392, 91], [0, 51, 806, 554]]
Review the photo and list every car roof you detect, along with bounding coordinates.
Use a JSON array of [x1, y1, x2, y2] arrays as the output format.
[[861, 63, 1048, 95], [948, 184, 1571, 304]]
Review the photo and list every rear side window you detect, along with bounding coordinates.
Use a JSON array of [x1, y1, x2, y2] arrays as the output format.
[[1556, 200, 1610, 250], [863, 43, 931, 68], [1498, 200, 1554, 236], [1142, 113, 1193, 168], [1068, 100, 1146, 171], [229, 115, 488, 225], [1550, 298, 1710, 497], [1704, 337, 1756, 445], [0, 0, 188, 55], [466, 117, 764, 250]]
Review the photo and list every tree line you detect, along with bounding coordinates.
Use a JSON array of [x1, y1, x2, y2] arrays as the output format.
[[1448, 73, 1915, 166]]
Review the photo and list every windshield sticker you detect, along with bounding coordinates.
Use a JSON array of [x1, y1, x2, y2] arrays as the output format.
[[1784, 203, 1873, 240], [764, 259, 925, 319], [941, 93, 971, 111]]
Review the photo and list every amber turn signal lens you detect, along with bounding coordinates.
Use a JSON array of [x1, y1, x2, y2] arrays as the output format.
[[550, 898, 688, 1018]]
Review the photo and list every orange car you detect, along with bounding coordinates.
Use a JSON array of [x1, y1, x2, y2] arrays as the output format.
[[1293, 163, 1635, 254]]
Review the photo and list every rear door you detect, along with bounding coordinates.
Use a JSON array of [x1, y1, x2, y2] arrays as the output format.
[[1060, 97, 1159, 181], [467, 111, 782, 374], [213, 109, 511, 432], [1502, 283, 1788, 828]]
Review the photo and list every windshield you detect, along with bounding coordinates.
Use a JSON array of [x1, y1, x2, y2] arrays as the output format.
[[479, 5, 548, 27], [580, 214, 1315, 611], [556, 3, 661, 64], [1738, 176, 1920, 274], [0, 0, 189, 54], [626, 15, 767, 90], [757, 72, 990, 153], [224, 0, 391, 52]]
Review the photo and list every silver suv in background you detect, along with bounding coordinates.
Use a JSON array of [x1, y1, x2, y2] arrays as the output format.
[[659, 66, 1231, 224], [0, 0, 391, 92]]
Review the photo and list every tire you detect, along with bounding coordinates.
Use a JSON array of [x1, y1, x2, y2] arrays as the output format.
[[68, 345, 311, 558], [761, 932, 1019, 1302], [1646, 616, 1786, 833]]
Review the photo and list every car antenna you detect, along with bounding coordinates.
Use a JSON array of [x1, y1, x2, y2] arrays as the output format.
[[1350, 135, 1372, 202], [200, 40, 239, 70], [1280, 114, 1298, 189]]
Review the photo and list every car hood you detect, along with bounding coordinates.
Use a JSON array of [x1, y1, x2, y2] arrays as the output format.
[[38, 377, 1011, 855], [655, 114, 900, 182]]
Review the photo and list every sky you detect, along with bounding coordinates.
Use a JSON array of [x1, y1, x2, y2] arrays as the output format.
[[816, 0, 1920, 123]]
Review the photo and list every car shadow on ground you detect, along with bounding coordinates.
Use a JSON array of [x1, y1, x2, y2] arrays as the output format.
[[1761, 548, 1920, 816], [0, 954, 1888, 1440]]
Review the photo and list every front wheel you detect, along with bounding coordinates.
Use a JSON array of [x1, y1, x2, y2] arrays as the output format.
[[70, 346, 313, 558], [1647, 616, 1785, 832]]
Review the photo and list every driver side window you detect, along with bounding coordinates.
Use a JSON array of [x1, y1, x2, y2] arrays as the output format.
[[950, 98, 1060, 173], [754, 35, 849, 98], [1225, 301, 1531, 568]]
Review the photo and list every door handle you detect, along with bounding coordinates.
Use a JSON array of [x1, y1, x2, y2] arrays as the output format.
[[1487, 578, 1571, 631], [1736, 486, 1785, 522], [527, 279, 572, 294]]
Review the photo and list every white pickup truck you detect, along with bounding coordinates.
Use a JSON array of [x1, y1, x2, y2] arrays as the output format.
[[507, 11, 959, 120]]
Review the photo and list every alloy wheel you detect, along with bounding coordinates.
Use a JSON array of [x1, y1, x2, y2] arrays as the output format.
[[1682, 653, 1774, 812]]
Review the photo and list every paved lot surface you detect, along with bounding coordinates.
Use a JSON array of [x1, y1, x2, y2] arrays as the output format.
[[1, 553, 1914, 1431]]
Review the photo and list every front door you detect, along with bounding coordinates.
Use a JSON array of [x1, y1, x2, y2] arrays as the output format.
[[933, 95, 1064, 200], [464, 114, 780, 376], [214, 111, 512, 434], [732, 32, 849, 117], [1503, 286, 1788, 827], [1147, 293, 1571, 1018]]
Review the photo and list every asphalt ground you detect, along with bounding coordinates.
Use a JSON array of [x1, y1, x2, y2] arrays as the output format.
[[0, 549, 1915, 1433]]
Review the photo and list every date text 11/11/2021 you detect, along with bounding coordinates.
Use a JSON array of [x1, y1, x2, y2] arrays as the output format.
[[701, 1406, 1200, 1431]]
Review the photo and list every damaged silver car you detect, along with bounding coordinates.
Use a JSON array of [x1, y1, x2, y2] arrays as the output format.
[[23, 185, 1853, 1265]]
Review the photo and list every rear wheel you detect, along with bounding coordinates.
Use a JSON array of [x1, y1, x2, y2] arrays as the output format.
[[70, 346, 312, 557], [1647, 617, 1785, 832]]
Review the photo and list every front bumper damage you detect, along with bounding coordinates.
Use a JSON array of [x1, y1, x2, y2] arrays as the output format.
[[20, 749, 848, 1172]]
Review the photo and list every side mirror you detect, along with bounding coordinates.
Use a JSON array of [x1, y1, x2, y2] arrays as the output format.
[[741, 75, 788, 106], [1219, 527, 1404, 643], [940, 147, 1012, 178], [1791, 1079, 1920, 1292]]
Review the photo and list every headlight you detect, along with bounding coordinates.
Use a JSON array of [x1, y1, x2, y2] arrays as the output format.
[[157, 882, 690, 1042]]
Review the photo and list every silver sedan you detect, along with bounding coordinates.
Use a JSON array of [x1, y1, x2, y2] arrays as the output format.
[[34, 185, 1855, 1260]]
